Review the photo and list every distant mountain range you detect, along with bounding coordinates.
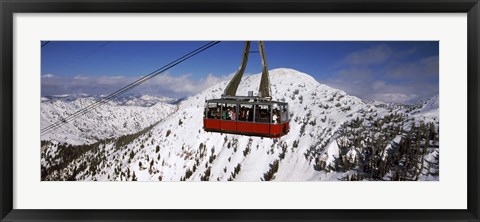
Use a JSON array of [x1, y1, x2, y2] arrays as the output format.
[[41, 93, 176, 144], [42, 93, 179, 106]]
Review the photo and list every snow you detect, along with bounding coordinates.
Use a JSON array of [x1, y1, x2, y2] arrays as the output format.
[[325, 140, 339, 168], [41, 94, 176, 144], [383, 135, 403, 160], [415, 95, 439, 122], [40, 68, 439, 181]]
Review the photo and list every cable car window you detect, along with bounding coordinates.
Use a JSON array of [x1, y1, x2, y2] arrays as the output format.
[[280, 104, 288, 122], [206, 102, 221, 119], [238, 104, 254, 122], [255, 104, 271, 123], [222, 103, 237, 120], [272, 104, 281, 124]]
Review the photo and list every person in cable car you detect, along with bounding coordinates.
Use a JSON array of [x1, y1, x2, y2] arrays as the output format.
[[222, 108, 227, 120], [231, 109, 236, 120], [247, 108, 253, 122], [239, 106, 245, 121], [272, 109, 279, 124], [256, 109, 262, 122]]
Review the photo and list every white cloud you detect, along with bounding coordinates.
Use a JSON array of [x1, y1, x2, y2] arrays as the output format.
[[323, 45, 438, 104], [74, 75, 88, 80], [372, 93, 418, 104], [41, 72, 234, 98], [323, 65, 438, 104], [344, 44, 393, 65], [109, 76, 125, 79], [42, 74, 54, 78], [383, 55, 439, 79]]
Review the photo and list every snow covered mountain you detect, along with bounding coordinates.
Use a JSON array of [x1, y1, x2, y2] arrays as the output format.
[[41, 94, 176, 144], [41, 93, 177, 106], [41, 68, 439, 181]]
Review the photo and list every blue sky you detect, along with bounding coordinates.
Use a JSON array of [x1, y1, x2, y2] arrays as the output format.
[[41, 41, 438, 103]]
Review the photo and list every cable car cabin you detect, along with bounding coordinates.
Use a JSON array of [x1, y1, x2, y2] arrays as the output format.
[[203, 98, 289, 138], [203, 41, 289, 138]]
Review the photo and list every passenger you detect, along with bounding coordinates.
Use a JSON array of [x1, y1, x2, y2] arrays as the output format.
[[231, 109, 236, 120], [259, 109, 267, 122], [222, 108, 227, 120], [272, 109, 280, 123], [213, 107, 218, 118], [240, 107, 245, 121], [239, 109, 244, 121], [256, 109, 261, 120], [207, 108, 212, 118], [247, 109, 253, 121]]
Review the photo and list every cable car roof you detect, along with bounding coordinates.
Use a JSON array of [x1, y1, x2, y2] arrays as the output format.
[[206, 97, 287, 106]]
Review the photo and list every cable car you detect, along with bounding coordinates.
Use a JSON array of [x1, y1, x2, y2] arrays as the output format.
[[203, 41, 290, 138]]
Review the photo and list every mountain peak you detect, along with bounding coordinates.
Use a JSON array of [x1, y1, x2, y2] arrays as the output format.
[[269, 68, 318, 83]]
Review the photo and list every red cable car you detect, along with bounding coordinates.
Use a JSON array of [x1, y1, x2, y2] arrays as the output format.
[[203, 41, 290, 138]]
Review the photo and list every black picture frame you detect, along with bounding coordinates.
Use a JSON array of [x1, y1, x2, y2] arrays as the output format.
[[1, 0, 479, 221]]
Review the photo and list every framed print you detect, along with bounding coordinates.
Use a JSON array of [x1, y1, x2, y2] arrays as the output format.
[[1, 0, 479, 221]]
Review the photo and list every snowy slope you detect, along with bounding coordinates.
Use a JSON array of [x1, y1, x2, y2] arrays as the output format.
[[111, 68, 367, 181], [414, 95, 439, 122], [41, 68, 439, 181], [41, 94, 176, 144]]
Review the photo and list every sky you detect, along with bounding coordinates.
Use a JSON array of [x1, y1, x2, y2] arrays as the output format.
[[41, 41, 439, 104]]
